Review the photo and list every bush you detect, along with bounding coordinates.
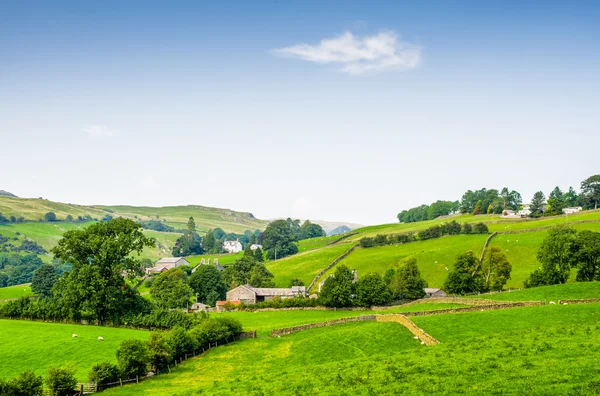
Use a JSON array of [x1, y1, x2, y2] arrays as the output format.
[[147, 331, 174, 371], [116, 339, 150, 379], [473, 222, 489, 234], [0, 369, 44, 396], [46, 365, 77, 396], [88, 361, 119, 388]]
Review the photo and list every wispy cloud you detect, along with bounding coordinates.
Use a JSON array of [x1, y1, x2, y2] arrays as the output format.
[[83, 125, 119, 138], [273, 31, 421, 75]]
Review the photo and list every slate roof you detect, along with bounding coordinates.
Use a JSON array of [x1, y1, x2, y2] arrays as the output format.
[[156, 257, 185, 264], [424, 288, 442, 294]]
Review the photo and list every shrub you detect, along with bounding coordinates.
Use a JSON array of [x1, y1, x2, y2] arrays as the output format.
[[147, 331, 173, 371], [88, 361, 119, 388], [46, 365, 77, 396], [462, 223, 473, 234], [1, 369, 44, 396], [116, 339, 150, 379], [473, 222, 489, 234]]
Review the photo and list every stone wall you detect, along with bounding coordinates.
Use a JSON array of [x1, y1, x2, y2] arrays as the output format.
[[558, 298, 600, 305], [307, 244, 358, 293], [376, 314, 439, 346], [402, 301, 545, 317], [238, 331, 257, 339], [270, 315, 376, 337]]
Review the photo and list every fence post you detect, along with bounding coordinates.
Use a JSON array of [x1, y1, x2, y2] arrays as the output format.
[[136, 376, 139, 384], [168, 365, 171, 373], [80, 384, 84, 395], [120, 378, 123, 387]]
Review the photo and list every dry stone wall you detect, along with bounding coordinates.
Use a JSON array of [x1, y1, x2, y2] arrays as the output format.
[[376, 314, 439, 346], [270, 315, 376, 337], [558, 298, 600, 305], [307, 244, 358, 293], [402, 301, 545, 317]]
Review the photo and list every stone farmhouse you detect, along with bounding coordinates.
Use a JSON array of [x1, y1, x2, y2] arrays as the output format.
[[226, 285, 306, 304], [223, 240, 243, 253], [146, 257, 190, 275], [563, 206, 583, 214], [424, 288, 448, 298]]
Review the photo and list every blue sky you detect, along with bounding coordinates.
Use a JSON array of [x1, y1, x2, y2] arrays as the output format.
[[1, 1, 599, 225]]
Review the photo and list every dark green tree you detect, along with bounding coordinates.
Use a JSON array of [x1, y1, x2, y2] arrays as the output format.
[[530, 191, 546, 217], [581, 175, 600, 209], [88, 361, 120, 389], [573, 230, 600, 282], [248, 262, 276, 287], [389, 258, 428, 299], [318, 265, 355, 308], [46, 365, 77, 396], [31, 264, 58, 298], [481, 246, 512, 291], [189, 265, 227, 306], [4, 369, 43, 396], [261, 220, 298, 260], [288, 278, 305, 287], [524, 225, 577, 287], [222, 256, 257, 288], [44, 212, 57, 222], [116, 339, 150, 379], [51, 219, 153, 324], [299, 220, 326, 240], [150, 268, 193, 309], [253, 247, 264, 262], [564, 186, 580, 207], [545, 186, 566, 216], [355, 272, 391, 306], [201, 229, 217, 253], [443, 251, 485, 295], [172, 217, 203, 256]]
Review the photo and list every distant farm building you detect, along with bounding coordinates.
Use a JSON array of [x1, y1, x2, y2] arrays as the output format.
[[424, 288, 448, 298], [192, 258, 224, 273], [226, 285, 306, 304], [563, 206, 583, 214], [223, 240, 243, 253], [146, 257, 190, 275], [250, 244, 263, 250], [517, 205, 532, 217]]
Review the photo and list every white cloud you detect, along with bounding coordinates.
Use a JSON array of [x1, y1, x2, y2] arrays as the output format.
[[83, 125, 119, 138], [274, 31, 421, 75]]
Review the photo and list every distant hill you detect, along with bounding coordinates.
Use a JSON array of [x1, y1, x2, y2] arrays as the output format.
[[309, 220, 363, 234], [0, 196, 269, 234], [327, 225, 352, 236], [0, 190, 16, 197]]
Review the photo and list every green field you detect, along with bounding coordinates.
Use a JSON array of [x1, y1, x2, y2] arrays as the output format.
[[104, 300, 600, 395], [0, 284, 33, 301], [297, 235, 341, 252], [0, 320, 148, 381], [469, 281, 600, 302], [186, 252, 243, 267]]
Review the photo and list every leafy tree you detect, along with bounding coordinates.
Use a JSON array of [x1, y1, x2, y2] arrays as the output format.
[[116, 339, 150, 379], [462, 223, 473, 234], [147, 332, 173, 371], [248, 262, 276, 287], [201, 229, 217, 253], [486, 204, 494, 214], [460, 189, 500, 214], [545, 186, 566, 216], [172, 217, 203, 257], [288, 278, 305, 287], [0, 213, 8, 223], [573, 230, 600, 282], [481, 246, 512, 291], [222, 256, 257, 288], [500, 188, 523, 210], [3, 369, 44, 396], [581, 175, 600, 209], [65, 215, 73, 221], [261, 220, 298, 260], [443, 251, 485, 295], [473, 222, 489, 234], [389, 258, 428, 299], [44, 212, 57, 222], [51, 218, 154, 324], [299, 220, 326, 240], [150, 268, 193, 309], [46, 365, 77, 396], [31, 264, 58, 298], [253, 247, 264, 262], [318, 265, 355, 308], [564, 186, 580, 207], [524, 225, 577, 287], [212, 228, 226, 240], [529, 191, 546, 217], [473, 200, 484, 215], [9, 215, 16, 223], [88, 361, 119, 388], [189, 265, 227, 306], [355, 272, 391, 306]]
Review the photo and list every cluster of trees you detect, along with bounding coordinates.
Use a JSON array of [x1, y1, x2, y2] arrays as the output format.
[[171, 217, 203, 256], [359, 221, 489, 248], [397, 200, 459, 223], [0, 254, 44, 287], [527, 178, 600, 217], [443, 248, 512, 294], [138, 220, 180, 233], [89, 316, 242, 389], [201, 227, 261, 254], [0, 234, 47, 255], [222, 249, 275, 289], [460, 188, 523, 215], [524, 225, 600, 288], [318, 259, 428, 308], [260, 219, 300, 260], [0, 213, 25, 224], [284, 218, 327, 241], [0, 366, 76, 396]]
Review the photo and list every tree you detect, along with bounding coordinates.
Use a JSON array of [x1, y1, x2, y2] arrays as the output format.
[[88, 361, 119, 389], [473, 200, 483, 215], [248, 262, 276, 288], [150, 268, 193, 309], [473, 222, 489, 234], [529, 191, 546, 217], [355, 273, 391, 306], [31, 264, 58, 297], [288, 278, 305, 287], [524, 225, 577, 287], [201, 229, 217, 253], [573, 230, 600, 282], [189, 265, 227, 306], [501, 188, 523, 210], [65, 214, 73, 222], [299, 220, 326, 240], [581, 175, 600, 209], [389, 258, 428, 299], [116, 339, 150, 379], [51, 218, 154, 324], [462, 223, 473, 234], [172, 217, 203, 257], [147, 332, 173, 372], [4, 369, 44, 396], [222, 256, 257, 288], [253, 247, 264, 262], [481, 246, 512, 291], [545, 186, 566, 216], [46, 365, 77, 396], [44, 212, 57, 222], [443, 251, 485, 295], [564, 186, 580, 207], [318, 265, 355, 307], [261, 220, 298, 260]]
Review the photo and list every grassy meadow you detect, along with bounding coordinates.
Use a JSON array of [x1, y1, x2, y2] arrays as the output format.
[[469, 281, 600, 302], [297, 235, 341, 252], [0, 320, 148, 381], [0, 284, 33, 301], [186, 252, 243, 267]]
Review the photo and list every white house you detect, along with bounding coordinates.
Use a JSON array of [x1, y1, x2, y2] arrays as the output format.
[[250, 244, 263, 251], [146, 257, 190, 275], [223, 240, 243, 253], [563, 206, 583, 214], [517, 205, 532, 217]]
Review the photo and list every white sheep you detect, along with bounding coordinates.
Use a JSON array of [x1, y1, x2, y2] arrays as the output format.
[[420, 341, 425, 345], [413, 336, 419, 339], [549, 301, 556, 305], [98, 336, 104, 341], [72, 334, 78, 338]]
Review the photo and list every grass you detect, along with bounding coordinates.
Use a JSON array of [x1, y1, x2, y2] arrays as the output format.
[[266, 243, 353, 287], [468, 281, 600, 302], [0, 284, 33, 300], [186, 252, 243, 267], [297, 235, 341, 252], [104, 301, 600, 395], [0, 320, 148, 381]]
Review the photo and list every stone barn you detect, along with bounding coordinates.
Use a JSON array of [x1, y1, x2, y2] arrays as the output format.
[[226, 285, 306, 304], [424, 288, 448, 298]]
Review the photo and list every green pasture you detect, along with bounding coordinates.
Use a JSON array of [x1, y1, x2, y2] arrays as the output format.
[[297, 235, 340, 252], [105, 301, 600, 395], [469, 281, 600, 302], [486, 210, 600, 233], [186, 252, 242, 267], [0, 320, 148, 381], [266, 243, 352, 288], [0, 196, 108, 222], [0, 284, 33, 300]]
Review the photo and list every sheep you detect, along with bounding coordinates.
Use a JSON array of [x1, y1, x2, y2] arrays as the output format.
[[421, 341, 425, 345], [72, 334, 78, 338], [98, 336, 104, 341], [549, 301, 556, 305], [413, 336, 419, 340]]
